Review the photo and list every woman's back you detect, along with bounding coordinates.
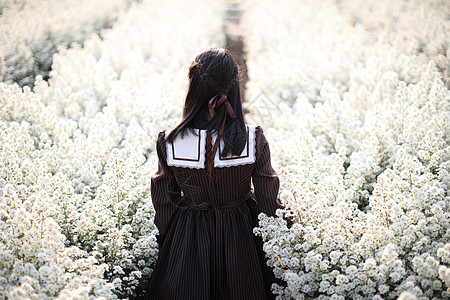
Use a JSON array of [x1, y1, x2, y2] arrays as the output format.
[[145, 124, 282, 300], [167, 124, 256, 205], [144, 48, 282, 299]]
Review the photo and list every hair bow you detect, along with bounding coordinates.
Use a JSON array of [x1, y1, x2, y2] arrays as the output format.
[[206, 94, 236, 121]]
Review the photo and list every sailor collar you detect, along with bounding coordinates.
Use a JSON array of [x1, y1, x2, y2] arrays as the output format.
[[165, 125, 256, 169]]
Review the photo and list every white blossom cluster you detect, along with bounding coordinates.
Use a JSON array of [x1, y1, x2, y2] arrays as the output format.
[[0, 0, 224, 298], [437, 243, 450, 293], [336, 0, 450, 87], [0, 0, 135, 87], [242, 0, 448, 108], [244, 0, 449, 299], [0, 0, 27, 13]]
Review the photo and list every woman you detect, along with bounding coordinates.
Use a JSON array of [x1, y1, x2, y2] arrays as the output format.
[[145, 48, 283, 300]]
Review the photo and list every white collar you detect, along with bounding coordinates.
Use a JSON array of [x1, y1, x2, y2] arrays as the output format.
[[166, 125, 256, 169]]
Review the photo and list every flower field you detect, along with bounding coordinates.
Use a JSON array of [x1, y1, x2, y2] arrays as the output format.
[[0, 0, 449, 299], [0, 0, 223, 298], [243, 0, 449, 299], [0, 0, 137, 88]]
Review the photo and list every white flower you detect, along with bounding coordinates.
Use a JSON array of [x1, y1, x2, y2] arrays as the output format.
[[0, 0, 225, 298]]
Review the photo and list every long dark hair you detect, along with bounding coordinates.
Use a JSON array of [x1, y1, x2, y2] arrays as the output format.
[[166, 48, 246, 157]]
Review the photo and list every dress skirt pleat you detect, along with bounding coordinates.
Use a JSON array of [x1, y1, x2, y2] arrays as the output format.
[[145, 200, 278, 300]]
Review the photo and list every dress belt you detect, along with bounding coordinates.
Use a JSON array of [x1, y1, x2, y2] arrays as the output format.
[[178, 192, 253, 211]]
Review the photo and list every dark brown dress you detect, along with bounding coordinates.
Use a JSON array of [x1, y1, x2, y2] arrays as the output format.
[[144, 125, 282, 300]]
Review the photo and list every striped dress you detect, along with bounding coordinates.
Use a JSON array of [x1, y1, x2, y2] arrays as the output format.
[[144, 125, 283, 300]]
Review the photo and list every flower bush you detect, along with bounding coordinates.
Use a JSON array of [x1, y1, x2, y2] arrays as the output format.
[[244, 0, 449, 299], [336, 0, 450, 87], [0, 0, 224, 298], [0, 0, 135, 87]]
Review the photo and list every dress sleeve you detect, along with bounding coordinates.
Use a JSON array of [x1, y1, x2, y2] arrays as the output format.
[[252, 126, 283, 217], [151, 131, 181, 244]]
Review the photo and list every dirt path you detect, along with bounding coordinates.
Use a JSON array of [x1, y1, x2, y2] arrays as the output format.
[[224, 1, 248, 103]]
